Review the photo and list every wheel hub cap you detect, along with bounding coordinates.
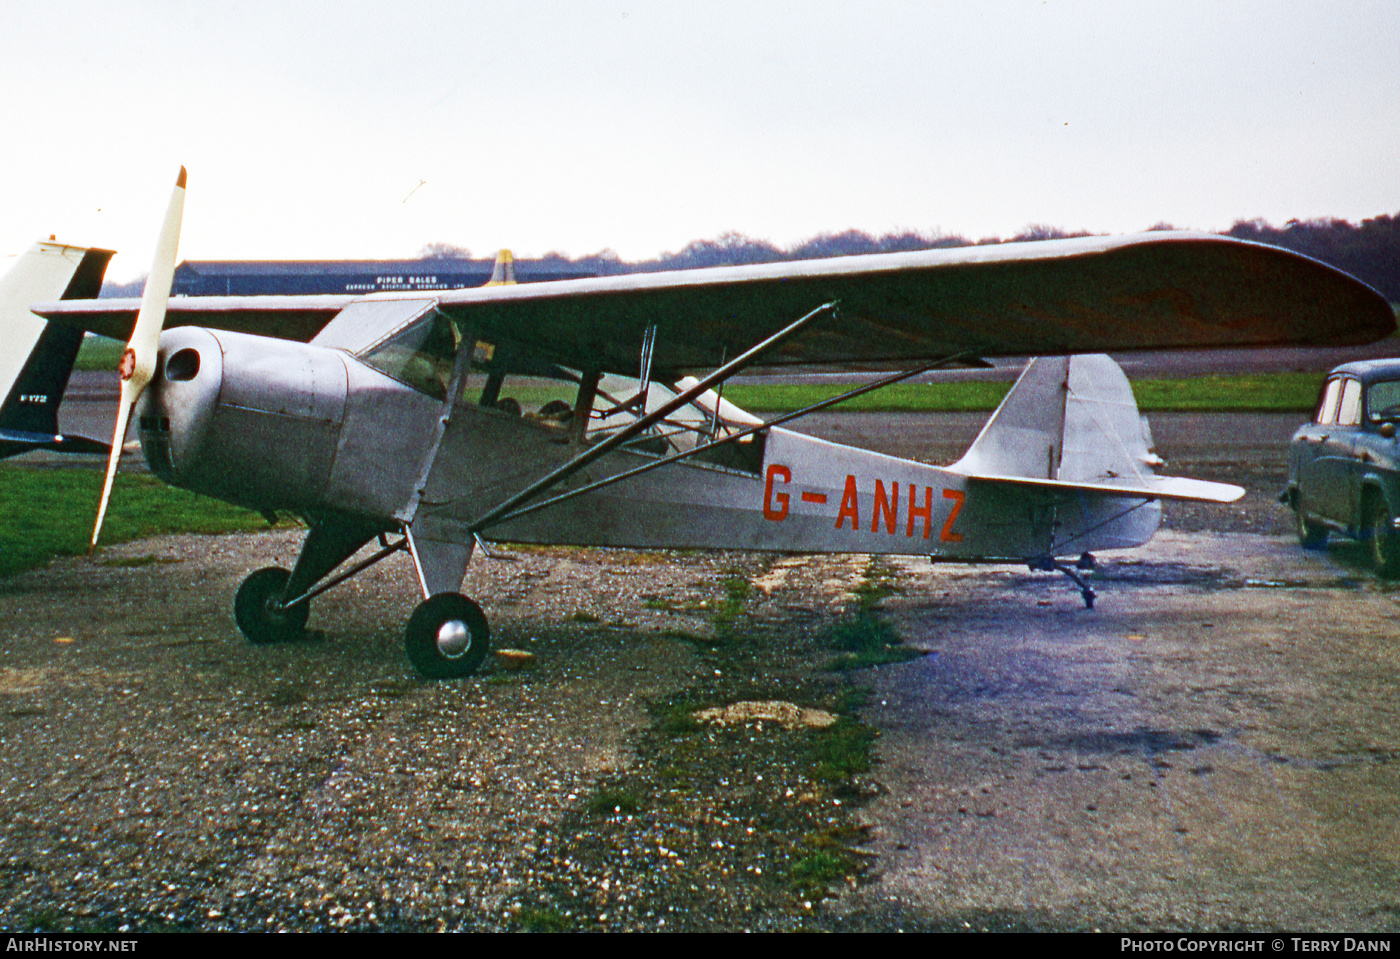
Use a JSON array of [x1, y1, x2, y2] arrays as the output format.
[[436, 620, 471, 659]]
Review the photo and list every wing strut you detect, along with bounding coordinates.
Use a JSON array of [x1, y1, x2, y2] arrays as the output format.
[[476, 351, 980, 532], [638, 323, 657, 400], [466, 300, 837, 534], [275, 534, 409, 611]]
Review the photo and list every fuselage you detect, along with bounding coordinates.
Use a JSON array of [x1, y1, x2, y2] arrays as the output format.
[[137, 326, 1161, 561]]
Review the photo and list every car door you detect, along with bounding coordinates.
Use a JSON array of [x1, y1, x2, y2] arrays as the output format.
[[1354, 379, 1400, 518], [1318, 376, 1363, 524], [1293, 376, 1344, 521]]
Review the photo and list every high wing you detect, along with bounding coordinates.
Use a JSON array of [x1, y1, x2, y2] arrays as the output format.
[[34, 232, 1394, 375]]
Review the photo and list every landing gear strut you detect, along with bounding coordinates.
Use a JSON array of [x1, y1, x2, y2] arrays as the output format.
[[1028, 554, 1098, 609]]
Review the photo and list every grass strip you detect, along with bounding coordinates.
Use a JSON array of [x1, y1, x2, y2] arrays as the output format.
[[0, 467, 275, 577], [725, 372, 1327, 414]]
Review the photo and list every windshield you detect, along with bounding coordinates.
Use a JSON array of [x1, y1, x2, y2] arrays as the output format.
[[359, 310, 463, 400], [1367, 380, 1400, 423]]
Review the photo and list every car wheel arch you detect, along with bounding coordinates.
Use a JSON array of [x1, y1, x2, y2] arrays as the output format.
[[1359, 480, 1395, 520]]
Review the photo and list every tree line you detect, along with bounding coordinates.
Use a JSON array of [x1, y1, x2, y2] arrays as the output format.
[[427, 213, 1400, 302], [101, 213, 1400, 302]]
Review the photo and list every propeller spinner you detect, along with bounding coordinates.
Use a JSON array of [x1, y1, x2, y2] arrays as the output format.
[[91, 167, 186, 550]]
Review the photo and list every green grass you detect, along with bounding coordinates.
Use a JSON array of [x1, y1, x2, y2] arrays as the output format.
[[726, 381, 1010, 413], [651, 694, 703, 737], [587, 787, 642, 816], [711, 576, 752, 631], [0, 467, 276, 577], [724, 372, 1330, 414], [73, 335, 125, 373], [851, 558, 902, 610], [826, 611, 924, 671], [812, 717, 878, 781], [510, 907, 572, 933], [789, 849, 858, 896], [1129, 373, 1325, 412]]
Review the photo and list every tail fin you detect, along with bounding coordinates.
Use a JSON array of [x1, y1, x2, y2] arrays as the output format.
[[951, 354, 1241, 503], [484, 249, 516, 286], [0, 241, 115, 458]]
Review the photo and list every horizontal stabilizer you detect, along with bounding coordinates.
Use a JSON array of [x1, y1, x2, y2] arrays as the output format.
[[0, 428, 110, 457], [967, 472, 1244, 504]]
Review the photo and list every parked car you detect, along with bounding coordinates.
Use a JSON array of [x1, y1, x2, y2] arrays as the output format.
[[1284, 360, 1400, 576]]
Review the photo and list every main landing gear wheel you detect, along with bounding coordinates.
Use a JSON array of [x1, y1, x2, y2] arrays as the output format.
[[404, 593, 490, 679], [234, 567, 310, 644], [1366, 498, 1400, 579]]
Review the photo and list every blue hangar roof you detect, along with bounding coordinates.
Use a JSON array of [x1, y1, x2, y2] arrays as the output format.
[[171, 258, 594, 296]]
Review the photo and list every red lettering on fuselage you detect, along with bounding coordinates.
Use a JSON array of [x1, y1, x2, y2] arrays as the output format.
[[835, 475, 860, 529], [872, 479, 898, 534], [762, 467, 967, 544], [763, 464, 790, 521], [940, 488, 965, 542], [908, 484, 933, 539]]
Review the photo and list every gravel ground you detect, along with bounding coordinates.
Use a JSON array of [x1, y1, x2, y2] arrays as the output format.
[[2, 408, 1371, 933], [0, 533, 893, 932]]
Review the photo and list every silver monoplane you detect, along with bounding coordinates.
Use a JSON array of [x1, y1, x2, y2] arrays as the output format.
[[31, 171, 1395, 677]]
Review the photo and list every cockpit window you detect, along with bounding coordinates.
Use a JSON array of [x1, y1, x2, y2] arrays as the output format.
[[1367, 380, 1400, 423], [359, 310, 463, 400]]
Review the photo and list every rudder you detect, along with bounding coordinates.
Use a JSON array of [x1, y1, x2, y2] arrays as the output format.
[[0, 241, 115, 457]]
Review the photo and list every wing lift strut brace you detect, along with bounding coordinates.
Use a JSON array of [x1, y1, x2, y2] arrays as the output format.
[[475, 349, 983, 534], [466, 300, 839, 536]]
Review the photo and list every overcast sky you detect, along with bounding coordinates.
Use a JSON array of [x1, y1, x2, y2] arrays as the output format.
[[2, 0, 1396, 279]]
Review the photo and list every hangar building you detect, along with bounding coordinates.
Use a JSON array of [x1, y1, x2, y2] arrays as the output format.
[[169, 258, 592, 296]]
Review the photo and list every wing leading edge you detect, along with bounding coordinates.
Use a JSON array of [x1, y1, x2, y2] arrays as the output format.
[[34, 232, 1394, 375]]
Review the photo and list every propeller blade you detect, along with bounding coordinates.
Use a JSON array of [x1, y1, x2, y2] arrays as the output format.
[[91, 384, 138, 550], [91, 167, 186, 550]]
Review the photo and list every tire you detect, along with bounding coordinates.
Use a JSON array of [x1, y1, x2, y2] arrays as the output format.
[[404, 593, 490, 679], [234, 567, 310, 644], [1293, 494, 1327, 550], [1366, 496, 1400, 578]]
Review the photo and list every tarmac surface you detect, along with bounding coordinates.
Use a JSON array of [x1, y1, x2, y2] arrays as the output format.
[[848, 532, 1400, 932]]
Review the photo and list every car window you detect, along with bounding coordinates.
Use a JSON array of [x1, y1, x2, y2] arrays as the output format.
[[1316, 377, 1342, 424], [1338, 378, 1362, 426], [1367, 380, 1400, 423]]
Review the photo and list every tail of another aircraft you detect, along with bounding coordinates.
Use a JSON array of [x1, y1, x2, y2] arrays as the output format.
[[0, 240, 115, 459], [950, 354, 1241, 504], [484, 249, 516, 286]]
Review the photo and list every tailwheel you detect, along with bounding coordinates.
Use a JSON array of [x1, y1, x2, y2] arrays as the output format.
[[404, 593, 490, 679], [234, 566, 310, 644]]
